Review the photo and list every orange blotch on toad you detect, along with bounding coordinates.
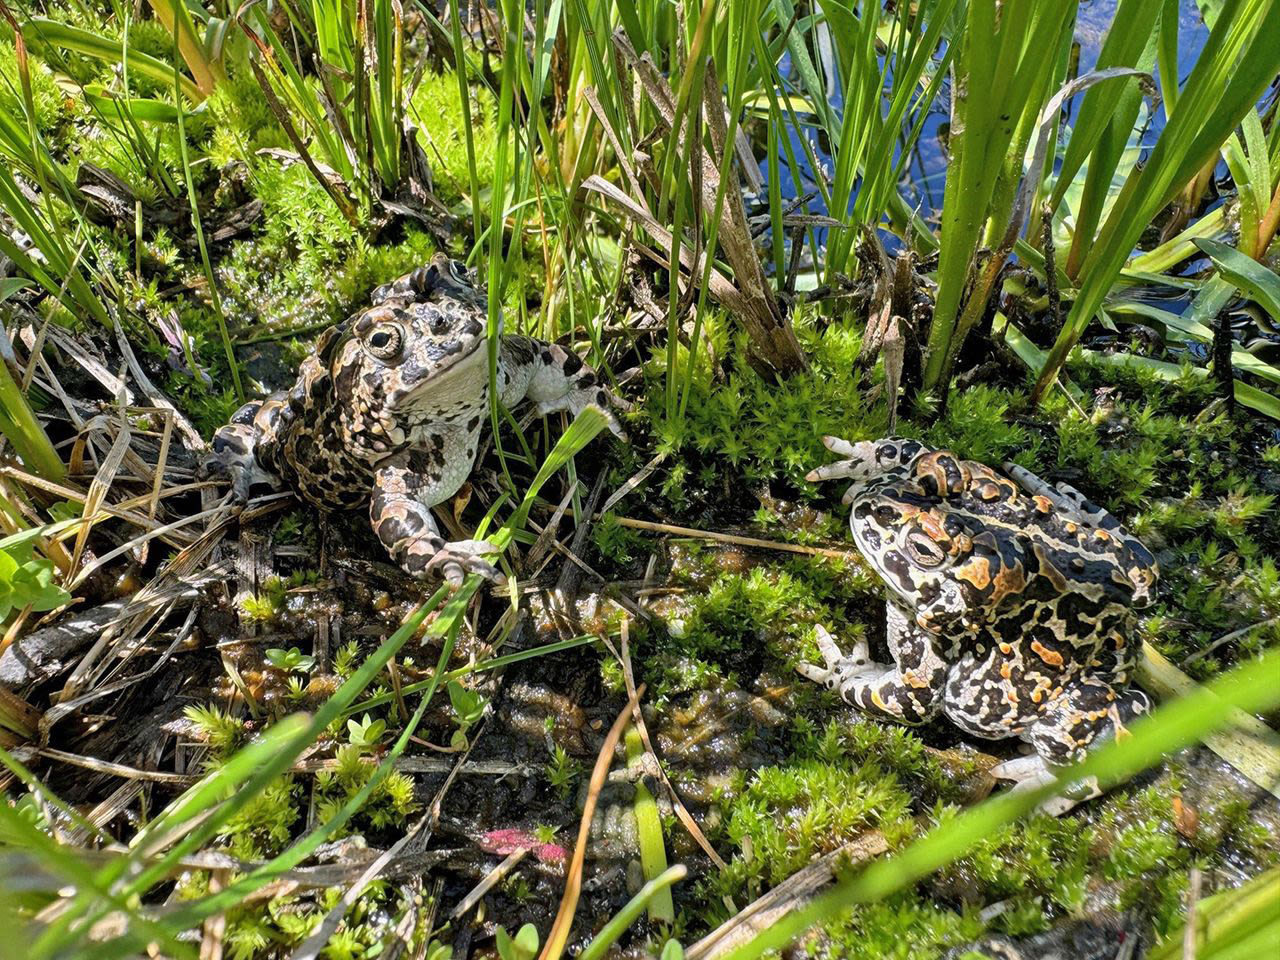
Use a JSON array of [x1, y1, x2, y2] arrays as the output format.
[[1030, 640, 1064, 667]]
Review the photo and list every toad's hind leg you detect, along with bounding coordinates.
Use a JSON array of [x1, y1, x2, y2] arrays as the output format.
[[797, 605, 947, 724], [1003, 462, 1158, 602], [205, 397, 286, 501], [993, 678, 1151, 815], [1003, 463, 1122, 533]]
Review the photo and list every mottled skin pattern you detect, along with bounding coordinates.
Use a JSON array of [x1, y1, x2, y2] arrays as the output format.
[[801, 436, 1159, 812], [207, 254, 625, 584]]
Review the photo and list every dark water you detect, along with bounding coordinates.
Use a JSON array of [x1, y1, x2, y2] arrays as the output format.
[[761, 0, 1212, 232]]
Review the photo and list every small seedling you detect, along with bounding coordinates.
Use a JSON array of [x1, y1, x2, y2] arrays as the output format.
[[286, 676, 308, 702], [265, 647, 316, 673], [347, 713, 386, 749], [0, 545, 70, 619], [183, 704, 246, 756], [545, 745, 581, 800], [240, 577, 287, 623], [447, 680, 486, 750], [47, 501, 81, 523], [334, 641, 362, 677], [495, 923, 539, 960]]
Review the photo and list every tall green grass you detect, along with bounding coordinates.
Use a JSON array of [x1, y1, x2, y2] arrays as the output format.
[[243, 0, 411, 226], [1031, 0, 1280, 402]]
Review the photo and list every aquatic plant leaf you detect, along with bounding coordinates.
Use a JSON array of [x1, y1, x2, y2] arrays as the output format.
[[1050, 0, 1162, 213], [1109, 298, 1280, 387], [1034, 0, 1280, 403], [1193, 237, 1280, 321]]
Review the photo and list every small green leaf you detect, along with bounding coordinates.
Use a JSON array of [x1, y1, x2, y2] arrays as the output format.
[[346, 713, 386, 748], [494, 922, 540, 960], [81, 84, 204, 124], [446, 680, 485, 726], [0, 547, 69, 619], [0, 277, 32, 304], [512, 924, 540, 958], [265, 647, 316, 673]]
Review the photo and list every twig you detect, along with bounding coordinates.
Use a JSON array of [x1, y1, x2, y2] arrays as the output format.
[[448, 848, 529, 921], [620, 619, 727, 870], [1184, 617, 1280, 666], [608, 516, 859, 561], [1182, 866, 1202, 960], [199, 870, 229, 960], [33, 748, 194, 784], [538, 685, 643, 960], [1041, 206, 1062, 334], [553, 473, 608, 613], [600, 452, 668, 514]]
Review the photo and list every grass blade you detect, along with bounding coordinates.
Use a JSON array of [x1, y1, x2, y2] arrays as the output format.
[[24, 18, 202, 102]]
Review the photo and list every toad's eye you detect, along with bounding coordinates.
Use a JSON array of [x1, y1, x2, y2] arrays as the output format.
[[366, 323, 404, 361], [905, 532, 946, 567]]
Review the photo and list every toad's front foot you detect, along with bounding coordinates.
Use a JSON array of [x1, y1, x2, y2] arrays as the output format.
[[796, 625, 884, 692], [413, 538, 505, 587]]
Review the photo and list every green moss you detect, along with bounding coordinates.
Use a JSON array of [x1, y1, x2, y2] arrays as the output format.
[[205, 69, 289, 166], [222, 776, 304, 860], [215, 161, 442, 341], [680, 566, 822, 657], [314, 744, 419, 835], [795, 717, 981, 809], [713, 760, 912, 894], [936, 807, 1090, 924], [920, 385, 1040, 468], [812, 895, 984, 960], [410, 69, 500, 207], [645, 311, 875, 506], [118, 19, 184, 99], [0, 42, 70, 137], [592, 512, 647, 565]]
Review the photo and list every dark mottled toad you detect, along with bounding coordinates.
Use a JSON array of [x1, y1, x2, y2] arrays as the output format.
[[208, 255, 624, 583], [801, 437, 1158, 811]]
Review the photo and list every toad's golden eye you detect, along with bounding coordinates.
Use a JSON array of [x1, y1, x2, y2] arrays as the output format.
[[905, 531, 946, 567], [366, 322, 404, 361]]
